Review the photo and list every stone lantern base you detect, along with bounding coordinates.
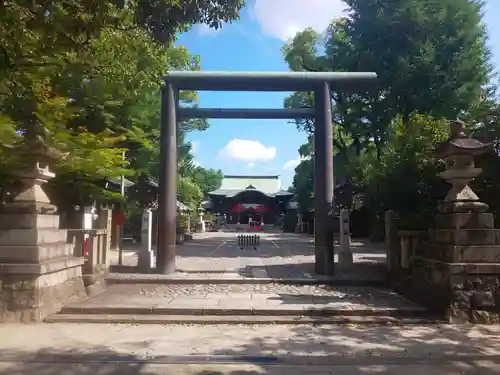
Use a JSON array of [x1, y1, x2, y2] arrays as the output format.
[[410, 211, 500, 323], [0, 213, 87, 322], [0, 164, 86, 322]]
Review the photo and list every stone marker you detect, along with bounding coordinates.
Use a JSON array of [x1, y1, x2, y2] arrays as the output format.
[[338, 209, 353, 269], [138, 208, 154, 272]]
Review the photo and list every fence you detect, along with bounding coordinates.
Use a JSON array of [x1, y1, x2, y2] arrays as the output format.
[[384, 210, 427, 278], [237, 234, 260, 249], [67, 228, 110, 293]]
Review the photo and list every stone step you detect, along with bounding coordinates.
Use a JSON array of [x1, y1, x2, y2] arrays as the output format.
[[105, 273, 387, 287], [45, 313, 441, 325], [58, 303, 431, 318]]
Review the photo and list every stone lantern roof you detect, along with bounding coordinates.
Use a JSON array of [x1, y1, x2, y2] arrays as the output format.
[[436, 119, 492, 158]]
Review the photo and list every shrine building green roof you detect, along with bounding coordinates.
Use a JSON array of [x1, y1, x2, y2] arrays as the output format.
[[208, 175, 292, 198]]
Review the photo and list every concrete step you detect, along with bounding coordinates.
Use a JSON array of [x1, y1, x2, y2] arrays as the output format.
[[45, 313, 441, 325]]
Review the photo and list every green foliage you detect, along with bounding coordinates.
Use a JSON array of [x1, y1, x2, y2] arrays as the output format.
[[0, 0, 243, 211], [343, 0, 491, 121], [191, 167, 223, 196], [284, 0, 494, 231], [131, 0, 245, 44], [355, 114, 449, 230]]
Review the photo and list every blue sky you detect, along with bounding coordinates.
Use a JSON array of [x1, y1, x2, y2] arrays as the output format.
[[176, 0, 500, 189]]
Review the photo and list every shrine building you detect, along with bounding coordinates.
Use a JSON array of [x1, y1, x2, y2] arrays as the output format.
[[204, 175, 295, 226]]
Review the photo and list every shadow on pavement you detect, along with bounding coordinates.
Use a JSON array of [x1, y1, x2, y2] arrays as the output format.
[[3, 324, 500, 374]]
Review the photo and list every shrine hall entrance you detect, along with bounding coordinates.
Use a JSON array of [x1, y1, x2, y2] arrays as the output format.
[[207, 178, 291, 227], [156, 71, 377, 276], [236, 211, 260, 225]]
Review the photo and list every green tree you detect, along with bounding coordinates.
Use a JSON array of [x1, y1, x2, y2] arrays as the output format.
[[284, 0, 492, 224], [0, 0, 244, 209], [343, 0, 491, 124], [191, 167, 223, 196]]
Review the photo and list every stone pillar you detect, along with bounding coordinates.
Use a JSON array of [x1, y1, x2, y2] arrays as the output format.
[[97, 208, 112, 253], [82, 205, 94, 253], [384, 210, 400, 276], [314, 81, 334, 275], [296, 212, 303, 233], [198, 211, 205, 232], [0, 141, 86, 322], [338, 209, 353, 269], [400, 235, 411, 270], [151, 209, 158, 246], [138, 208, 153, 272], [186, 214, 191, 234], [157, 83, 177, 274]]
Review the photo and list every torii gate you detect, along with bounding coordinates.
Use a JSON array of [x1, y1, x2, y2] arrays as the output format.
[[156, 71, 378, 275]]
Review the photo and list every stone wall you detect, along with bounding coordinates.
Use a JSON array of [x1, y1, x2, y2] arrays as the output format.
[[387, 210, 500, 323], [0, 265, 86, 322]]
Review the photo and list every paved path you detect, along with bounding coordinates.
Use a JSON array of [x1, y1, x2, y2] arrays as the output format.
[[110, 232, 386, 281], [1, 323, 500, 374], [89, 232, 416, 322]]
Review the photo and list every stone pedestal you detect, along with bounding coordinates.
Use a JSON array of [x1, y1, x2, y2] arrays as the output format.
[[412, 212, 500, 322], [0, 212, 86, 322]]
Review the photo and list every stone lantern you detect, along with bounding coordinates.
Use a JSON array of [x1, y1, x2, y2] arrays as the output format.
[[0, 136, 86, 322], [411, 119, 500, 323], [435, 119, 492, 214], [130, 173, 159, 210], [334, 180, 355, 210], [1, 136, 61, 214]]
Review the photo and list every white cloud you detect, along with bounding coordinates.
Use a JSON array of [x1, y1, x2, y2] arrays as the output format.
[[219, 139, 277, 162], [251, 0, 349, 41], [247, 162, 256, 168], [283, 156, 308, 170]]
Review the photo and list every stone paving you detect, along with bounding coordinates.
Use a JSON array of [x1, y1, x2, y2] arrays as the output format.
[[110, 231, 386, 282], [60, 283, 424, 316], [1, 323, 500, 374], [72, 232, 421, 321]]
